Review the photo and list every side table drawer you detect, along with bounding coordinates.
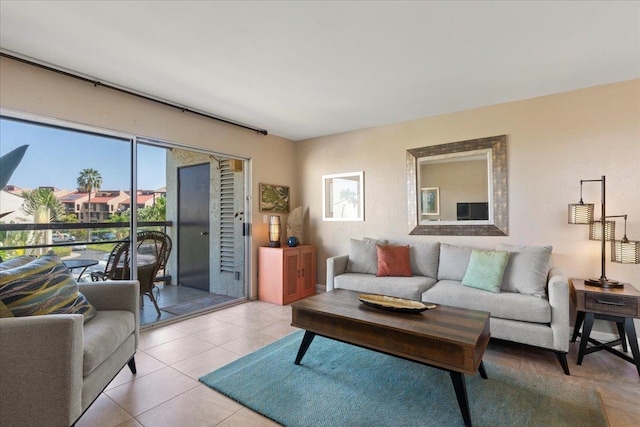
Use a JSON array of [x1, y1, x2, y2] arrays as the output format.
[[585, 294, 638, 316]]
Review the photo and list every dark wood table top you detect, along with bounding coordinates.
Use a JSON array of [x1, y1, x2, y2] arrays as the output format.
[[571, 278, 640, 296], [570, 278, 640, 318], [291, 289, 490, 375]]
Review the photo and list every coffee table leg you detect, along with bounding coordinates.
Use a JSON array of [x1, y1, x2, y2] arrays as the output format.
[[294, 331, 316, 365], [449, 371, 472, 427], [478, 361, 488, 379]]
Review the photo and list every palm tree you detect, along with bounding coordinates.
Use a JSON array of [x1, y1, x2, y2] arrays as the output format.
[[20, 188, 65, 254], [20, 188, 65, 221], [76, 168, 102, 223], [339, 188, 358, 217]]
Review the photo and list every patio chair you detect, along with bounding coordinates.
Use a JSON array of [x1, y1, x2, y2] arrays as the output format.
[[91, 231, 171, 316], [91, 240, 131, 282], [135, 231, 172, 316]]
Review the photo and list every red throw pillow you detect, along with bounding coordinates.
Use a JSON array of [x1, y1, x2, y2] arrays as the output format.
[[376, 245, 413, 277]]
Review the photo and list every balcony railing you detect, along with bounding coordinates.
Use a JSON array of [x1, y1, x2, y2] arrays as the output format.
[[0, 221, 172, 252]]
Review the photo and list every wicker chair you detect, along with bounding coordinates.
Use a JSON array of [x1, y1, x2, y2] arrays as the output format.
[[136, 231, 172, 315], [92, 231, 172, 316], [91, 240, 131, 282]]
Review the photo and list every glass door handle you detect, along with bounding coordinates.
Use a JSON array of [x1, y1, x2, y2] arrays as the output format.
[[200, 231, 209, 236]]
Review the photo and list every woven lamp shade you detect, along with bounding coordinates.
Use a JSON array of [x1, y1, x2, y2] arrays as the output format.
[[611, 240, 640, 264], [568, 203, 594, 224], [589, 221, 615, 241], [268, 215, 281, 247]]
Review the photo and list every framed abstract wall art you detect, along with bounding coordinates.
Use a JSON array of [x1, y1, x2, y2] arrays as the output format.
[[259, 183, 290, 212]]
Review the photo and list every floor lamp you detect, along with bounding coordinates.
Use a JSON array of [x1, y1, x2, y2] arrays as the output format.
[[568, 175, 640, 288]]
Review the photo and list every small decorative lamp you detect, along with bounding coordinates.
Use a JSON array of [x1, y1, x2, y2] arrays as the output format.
[[268, 215, 281, 248], [568, 181, 594, 225], [589, 220, 615, 241], [611, 215, 640, 264]]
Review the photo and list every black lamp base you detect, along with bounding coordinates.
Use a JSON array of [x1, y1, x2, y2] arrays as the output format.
[[584, 278, 624, 289], [269, 241, 281, 248]]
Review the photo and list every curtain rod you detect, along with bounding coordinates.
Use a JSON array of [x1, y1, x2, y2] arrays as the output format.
[[1, 52, 269, 136]]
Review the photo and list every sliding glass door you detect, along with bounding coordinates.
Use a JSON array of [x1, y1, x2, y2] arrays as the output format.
[[1, 115, 249, 326]]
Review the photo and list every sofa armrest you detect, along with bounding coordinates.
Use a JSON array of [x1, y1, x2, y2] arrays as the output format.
[[79, 280, 140, 346], [0, 314, 84, 426], [326, 255, 349, 291], [547, 267, 570, 352], [79, 280, 139, 312]]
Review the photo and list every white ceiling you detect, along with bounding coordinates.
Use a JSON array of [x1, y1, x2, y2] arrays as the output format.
[[1, 1, 639, 141]]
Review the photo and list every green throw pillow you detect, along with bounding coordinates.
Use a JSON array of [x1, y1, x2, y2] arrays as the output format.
[[0, 253, 96, 323], [461, 249, 509, 293]]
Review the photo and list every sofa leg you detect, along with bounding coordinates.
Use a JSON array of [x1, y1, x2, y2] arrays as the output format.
[[555, 352, 570, 375], [127, 356, 137, 374]]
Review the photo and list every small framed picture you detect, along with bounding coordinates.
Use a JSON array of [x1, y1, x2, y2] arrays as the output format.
[[322, 171, 364, 221], [259, 183, 290, 212], [421, 187, 440, 215]]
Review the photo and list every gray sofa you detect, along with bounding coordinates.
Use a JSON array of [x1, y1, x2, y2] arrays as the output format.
[[0, 280, 139, 426], [326, 239, 572, 375]]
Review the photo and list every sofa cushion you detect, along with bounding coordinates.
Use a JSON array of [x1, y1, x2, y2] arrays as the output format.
[[461, 249, 509, 293], [82, 310, 136, 376], [409, 242, 440, 278], [0, 253, 96, 322], [0, 255, 37, 270], [497, 244, 552, 298], [335, 273, 437, 301], [437, 244, 472, 281], [424, 280, 551, 323], [376, 245, 412, 277], [346, 238, 386, 274]]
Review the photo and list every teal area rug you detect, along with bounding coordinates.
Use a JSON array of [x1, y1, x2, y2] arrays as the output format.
[[200, 331, 607, 427]]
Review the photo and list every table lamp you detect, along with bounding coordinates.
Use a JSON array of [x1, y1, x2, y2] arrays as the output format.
[[268, 215, 281, 247], [568, 175, 640, 288]]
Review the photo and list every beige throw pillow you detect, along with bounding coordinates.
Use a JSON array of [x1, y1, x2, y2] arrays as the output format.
[[497, 244, 552, 298]]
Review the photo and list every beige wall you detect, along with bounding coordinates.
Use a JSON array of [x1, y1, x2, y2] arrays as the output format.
[[0, 57, 298, 298], [298, 79, 640, 333]]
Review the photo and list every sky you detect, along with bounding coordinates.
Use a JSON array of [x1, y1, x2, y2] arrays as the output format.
[[0, 118, 166, 191]]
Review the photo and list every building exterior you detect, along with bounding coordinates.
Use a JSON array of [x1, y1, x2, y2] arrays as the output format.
[[3, 187, 165, 223]]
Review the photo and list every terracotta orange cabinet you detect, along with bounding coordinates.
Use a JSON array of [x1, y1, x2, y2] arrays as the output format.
[[258, 245, 316, 305]]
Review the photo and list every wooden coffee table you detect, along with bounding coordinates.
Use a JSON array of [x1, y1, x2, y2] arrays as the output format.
[[291, 289, 490, 427]]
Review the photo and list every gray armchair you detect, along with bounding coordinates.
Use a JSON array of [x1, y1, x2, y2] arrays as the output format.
[[0, 280, 139, 427]]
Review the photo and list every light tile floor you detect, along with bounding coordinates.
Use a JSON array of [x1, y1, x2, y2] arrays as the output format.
[[139, 284, 238, 326], [77, 300, 640, 427]]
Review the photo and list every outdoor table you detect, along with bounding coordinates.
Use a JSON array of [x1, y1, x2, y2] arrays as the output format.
[[63, 259, 99, 281]]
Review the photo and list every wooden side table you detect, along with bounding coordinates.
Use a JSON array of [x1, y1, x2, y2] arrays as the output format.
[[570, 278, 640, 376]]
